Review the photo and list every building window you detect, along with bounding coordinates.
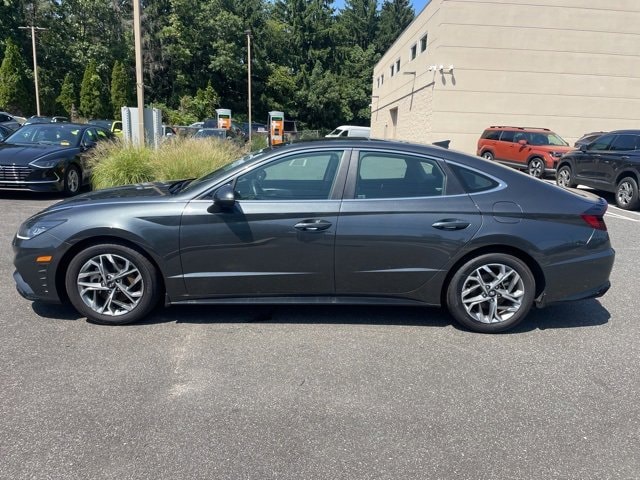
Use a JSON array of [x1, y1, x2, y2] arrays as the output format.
[[390, 64, 395, 76], [420, 34, 428, 52], [395, 59, 401, 73], [376, 77, 380, 88], [381, 74, 384, 85], [410, 44, 417, 60]]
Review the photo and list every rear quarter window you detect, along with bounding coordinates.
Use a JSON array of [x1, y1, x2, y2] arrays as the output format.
[[448, 164, 499, 193], [481, 130, 500, 140]]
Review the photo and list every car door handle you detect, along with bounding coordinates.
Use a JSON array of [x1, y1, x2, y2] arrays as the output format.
[[294, 219, 332, 231], [432, 219, 471, 230], [620, 156, 629, 160]]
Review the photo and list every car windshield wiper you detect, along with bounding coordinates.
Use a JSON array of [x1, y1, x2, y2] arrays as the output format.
[[169, 178, 195, 194]]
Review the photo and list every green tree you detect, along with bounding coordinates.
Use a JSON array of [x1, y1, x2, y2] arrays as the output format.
[[192, 81, 219, 120], [0, 38, 31, 115], [79, 59, 107, 119], [376, 0, 414, 54], [110, 60, 131, 119], [56, 73, 76, 117]]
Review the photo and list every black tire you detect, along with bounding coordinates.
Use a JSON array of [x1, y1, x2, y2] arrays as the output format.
[[527, 157, 545, 179], [556, 165, 576, 188], [65, 243, 161, 325], [446, 253, 535, 333], [615, 176, 640, 210], [64, 164, 81, 196], [481, 151, 494, 161]]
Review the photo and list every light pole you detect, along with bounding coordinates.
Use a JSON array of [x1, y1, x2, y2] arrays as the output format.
[[133, 0, 145, 146], [18, 25, 47, 116], [245, 29, 252, 145]]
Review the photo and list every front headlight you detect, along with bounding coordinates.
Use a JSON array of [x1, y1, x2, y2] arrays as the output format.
[[17, 218, 67, 240], [549, 151, 564, 158], [29, 157, 62, 168]]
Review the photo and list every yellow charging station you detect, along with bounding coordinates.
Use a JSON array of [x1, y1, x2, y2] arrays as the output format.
[[216, 108, 232, 130], [269, 111, 285, 146]]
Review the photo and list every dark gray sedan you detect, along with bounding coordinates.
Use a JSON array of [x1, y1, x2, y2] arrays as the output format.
[[12, 140, 614, 333]]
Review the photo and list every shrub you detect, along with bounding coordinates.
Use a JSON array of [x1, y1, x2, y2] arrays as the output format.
[[88, 137, 245, 189]]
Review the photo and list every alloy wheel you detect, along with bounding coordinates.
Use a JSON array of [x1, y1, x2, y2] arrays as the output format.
[[460, 263, 525, 324], [617, 181, 634, 207], [76, 253, 144, 316], [528, 159, 544, 178]]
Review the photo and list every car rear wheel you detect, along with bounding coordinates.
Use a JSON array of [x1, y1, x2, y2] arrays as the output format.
[[65, 243, 161, 325], [615, 177, 640, 210], [446, 253, 535, 333], [64, 165, 81, 196], [527, 158, 545, 179], [556, 165, 576, 188], [482, 151, 494, 161]]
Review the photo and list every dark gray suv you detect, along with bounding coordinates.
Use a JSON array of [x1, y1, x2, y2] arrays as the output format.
[[557, 130, 640, 210], [13, 140, 614, 333]]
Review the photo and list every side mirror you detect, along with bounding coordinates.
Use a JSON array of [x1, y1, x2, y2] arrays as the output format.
[[213, 184, 236, 208], [580, 144, 587, 152], [82, 141, 97, 150], [518, 139, 528, 146]]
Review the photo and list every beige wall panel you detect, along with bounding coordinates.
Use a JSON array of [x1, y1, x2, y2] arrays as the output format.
[[432, 69, 640, 100], [450, 0, 640, 12], [371, 88, 434, 141], [433, 90, 640, 121], [438, 24, 640, 58], [442, 1, 640, 35]]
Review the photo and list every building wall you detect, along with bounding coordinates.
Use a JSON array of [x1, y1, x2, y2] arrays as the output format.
[[371, 0, 640, 154]]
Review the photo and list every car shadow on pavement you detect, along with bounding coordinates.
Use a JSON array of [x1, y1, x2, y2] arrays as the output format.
[[30, 299, 611, 332]]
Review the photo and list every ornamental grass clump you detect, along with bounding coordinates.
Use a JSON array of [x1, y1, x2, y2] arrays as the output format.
[[89, 140, 155, 190], [88, 137, 245, 190]]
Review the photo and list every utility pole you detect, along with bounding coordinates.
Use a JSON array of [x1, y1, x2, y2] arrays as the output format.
[[133, 0, 145, 145], [18, 25, 47, 116], [245, 30, 252, 145]]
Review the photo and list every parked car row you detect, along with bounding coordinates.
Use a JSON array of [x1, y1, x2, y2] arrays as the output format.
[[476, 126, 640, 210]]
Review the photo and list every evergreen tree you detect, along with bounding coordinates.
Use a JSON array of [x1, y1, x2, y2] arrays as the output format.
[[192, 81, 220, 120], [79, 59, 107, 119], [57, 73, 76, 117], [340, 0, 378, 50], [0, 38, 31, 115], [376, 0, 414, 54], [110, 60, 131, 119]]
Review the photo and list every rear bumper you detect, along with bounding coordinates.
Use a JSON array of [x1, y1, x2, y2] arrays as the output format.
[[536, 247, 615, 307]]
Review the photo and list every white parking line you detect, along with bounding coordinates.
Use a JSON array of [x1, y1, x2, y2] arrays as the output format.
[[606, 210, 640, 222]]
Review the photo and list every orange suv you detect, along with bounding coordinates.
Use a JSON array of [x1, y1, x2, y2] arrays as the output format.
[[477, 126, 574, 178]]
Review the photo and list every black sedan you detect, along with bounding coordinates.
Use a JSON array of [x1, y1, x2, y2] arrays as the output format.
[[0, 123, 111, 195], [557, 130, 640, 210], [13, 140, 615, 333]]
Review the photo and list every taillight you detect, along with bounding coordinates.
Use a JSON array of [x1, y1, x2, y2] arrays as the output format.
[[581, 214, 607, 231]]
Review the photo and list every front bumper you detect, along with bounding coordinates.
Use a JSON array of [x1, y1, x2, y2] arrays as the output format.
[[0, 164, 64, 192]]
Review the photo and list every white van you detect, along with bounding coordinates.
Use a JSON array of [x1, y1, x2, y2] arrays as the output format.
[[325, 125, 371, 138]]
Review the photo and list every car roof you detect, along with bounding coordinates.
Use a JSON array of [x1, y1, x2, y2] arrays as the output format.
[[485, 126, 552, 132], [608, 130, 640, 135]]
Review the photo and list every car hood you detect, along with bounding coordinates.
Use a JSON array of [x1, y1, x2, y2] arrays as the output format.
[[45, 182, 174, 211], [541, 145, 574, 153], [0, 143, 79, 164]]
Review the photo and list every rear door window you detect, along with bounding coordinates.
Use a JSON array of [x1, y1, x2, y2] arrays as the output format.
[[588, 134, 615, 151], [499, 131, 515, 142]]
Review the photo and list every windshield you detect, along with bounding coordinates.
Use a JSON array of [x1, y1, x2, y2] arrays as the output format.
[[179, 148, 273, 194], [5, 124, 83, 147], [327, 128, 344, 136], [194, 129, 226, 139]]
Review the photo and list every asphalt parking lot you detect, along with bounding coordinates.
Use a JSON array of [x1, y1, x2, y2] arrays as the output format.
[[1, 188, 639, 480]]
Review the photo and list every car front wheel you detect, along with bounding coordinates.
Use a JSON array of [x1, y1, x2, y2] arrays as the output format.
[[446, 253, 535, 333], [556, 165, 576, 188], [527, 158, 545, 179], [482, 151, 494, 161], [65, 243, 161, 325], [64, 165, 81, 196], [616, 177, 640, 210]]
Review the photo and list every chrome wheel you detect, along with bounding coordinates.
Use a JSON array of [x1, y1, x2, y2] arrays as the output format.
[[65, 166, 80, 195], [482, 151, 494, 161], [556, 167, 573, 188], [460, 263, 525, 324], [528, 158, 544, 178], [617, 180, 634, 207], [76, 253, 144, 316]]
